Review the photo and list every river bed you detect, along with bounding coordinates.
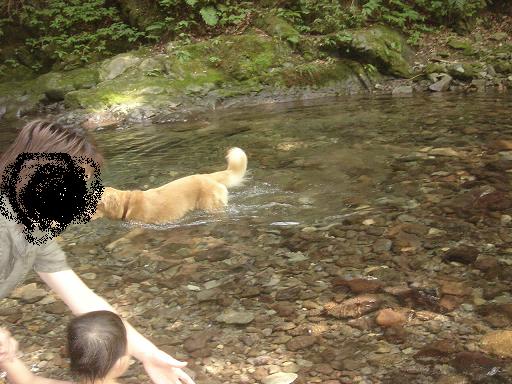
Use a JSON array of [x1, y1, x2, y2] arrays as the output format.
[[2, 92, 512, 384]]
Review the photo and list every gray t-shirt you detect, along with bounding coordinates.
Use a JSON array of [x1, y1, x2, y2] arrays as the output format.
[[0, 201, 69, 300]]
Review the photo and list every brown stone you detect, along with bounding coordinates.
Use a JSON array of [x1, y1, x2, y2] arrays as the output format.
[[286, 335, 317, 351], [489, 139, 512, 151], [324, 294, 381, 319], [376, 308, 407, 328], [440, 281, 471, 297], [452, 351, 503, 374], [481, 330, 512, 358], [443, 245, 479, 265], [440, 295, 464, 312], [331, 278, 383, 293]]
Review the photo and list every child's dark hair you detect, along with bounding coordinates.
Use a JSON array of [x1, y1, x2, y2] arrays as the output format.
[[67, 310, 127, 383]]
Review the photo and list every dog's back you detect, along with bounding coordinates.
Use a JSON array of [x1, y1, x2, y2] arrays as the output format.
[[207, 147, 247, 188]]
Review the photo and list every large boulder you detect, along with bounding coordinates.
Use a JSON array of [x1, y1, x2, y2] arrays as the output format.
[[99, 53, 142, 81], [35, 67, 100, 102], [329, 25, 414, 78]]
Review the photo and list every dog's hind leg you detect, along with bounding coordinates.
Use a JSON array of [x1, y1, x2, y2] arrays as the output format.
[[198, 181, 228, 213]]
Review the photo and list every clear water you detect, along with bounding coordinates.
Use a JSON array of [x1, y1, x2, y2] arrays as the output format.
[[2, 92, 512, 383]]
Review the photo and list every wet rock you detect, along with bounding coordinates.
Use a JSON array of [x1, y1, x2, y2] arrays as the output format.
[[392, 85, 413, 95], [261, 372, 298, 384], [490, 139, 512, 151], [415, 338, 460, 360], [286, 335, 317, 351], [183, 330, 217, 353], [376, 308, 406, 327], [451, 351, 503, 375], [331, 278, 383, 293], [44, 302, 68, 315], [477, 303, 512, 327], [437, 375, 469, 384], [197, 287, 222, 302], [481, 331, 512, 358], [398, 287, 441, 312], [11, 283, 48, 304], [324, 294, 381, 319], [272, 302, 296, 317], [443, 245, 479, 264], [373, 238, 393, 253], [429, 147, 461, 157], [429, 74, 452, 92], [276, 286, 301, 301], [440, 281, 471, 297], [216, 309, 254, 325]]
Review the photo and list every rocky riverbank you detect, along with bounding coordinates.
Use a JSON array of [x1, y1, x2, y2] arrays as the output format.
[[0, 14, 511, 129]]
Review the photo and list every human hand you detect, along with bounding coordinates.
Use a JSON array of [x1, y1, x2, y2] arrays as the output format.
[[0, 328, 18, 363], [142, 348, 195, 384]]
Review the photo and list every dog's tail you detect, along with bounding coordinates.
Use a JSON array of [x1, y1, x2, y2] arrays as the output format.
[[208, 147, 247, 188]]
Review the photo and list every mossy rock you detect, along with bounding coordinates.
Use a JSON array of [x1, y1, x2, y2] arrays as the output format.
[[325, 25, 414, 78], [275, 60, 358, 88], [99, 51, 148, 81], [494, 61, 512, 75], [447, 38, 476, 56], [254, 14, 301, 45], [447, 63, 482, 81], [31, 66, 100, 102], [169, 32, 295, 82], [0, 64, 36, 82], [425, 62, 447, 74]]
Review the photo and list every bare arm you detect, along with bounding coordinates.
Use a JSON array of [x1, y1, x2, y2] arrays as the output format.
[[0, 338, 72, 384], [37, 270, 194, 384]]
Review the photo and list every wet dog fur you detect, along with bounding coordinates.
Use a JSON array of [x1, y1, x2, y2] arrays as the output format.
[[92, 147, 247, 224]]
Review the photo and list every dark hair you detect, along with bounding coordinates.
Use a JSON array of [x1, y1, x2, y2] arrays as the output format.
[[67, 311, 127, 383], [0, 120, 105, 243], [0, 119, 104, 184]]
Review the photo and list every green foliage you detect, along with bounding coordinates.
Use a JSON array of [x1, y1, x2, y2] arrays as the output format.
[[2, 0, 143, 70], [0, 0, 493, 74]]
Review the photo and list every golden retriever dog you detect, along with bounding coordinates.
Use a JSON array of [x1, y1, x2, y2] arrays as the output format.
[[92, 147, 247, 224]]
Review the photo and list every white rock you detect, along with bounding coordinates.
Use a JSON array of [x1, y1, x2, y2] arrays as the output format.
[[261, 372, 298, 384]]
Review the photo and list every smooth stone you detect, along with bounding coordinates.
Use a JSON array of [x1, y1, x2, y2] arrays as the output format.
[[261, 372, 298, 384], [216, 309, 254, 325]]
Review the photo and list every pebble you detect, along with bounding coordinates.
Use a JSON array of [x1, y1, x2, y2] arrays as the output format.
[[376, 308, 407, 327], [261, 372, 298, 384], [216, 309, 255, 325]]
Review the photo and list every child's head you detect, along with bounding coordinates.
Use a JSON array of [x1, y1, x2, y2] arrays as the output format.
[[0, 119, 105, 242], [67, 311, 129, 383]]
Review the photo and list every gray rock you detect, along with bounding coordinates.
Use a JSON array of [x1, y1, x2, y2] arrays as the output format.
[[197, 288, 222, 302], [99, 53, 142, 81], [429, 74, 452, 92], [11, 283, 48, 304], [216, 309, 254, 324]]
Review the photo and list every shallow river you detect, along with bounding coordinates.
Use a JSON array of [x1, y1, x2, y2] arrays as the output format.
[[2, 93, 512, 384]]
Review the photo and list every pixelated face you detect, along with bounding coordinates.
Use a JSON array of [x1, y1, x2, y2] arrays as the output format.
[[0, 152, 104, 244]]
